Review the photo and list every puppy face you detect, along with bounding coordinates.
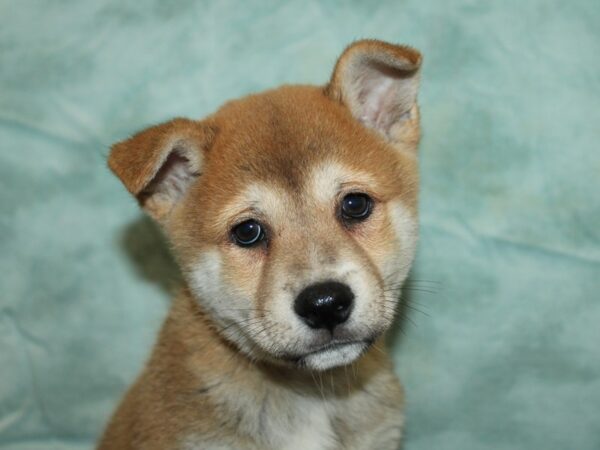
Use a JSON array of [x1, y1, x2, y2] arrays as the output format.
[[109, 40, 422, 370]]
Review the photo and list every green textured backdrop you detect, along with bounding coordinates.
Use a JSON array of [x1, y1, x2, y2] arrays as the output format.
[[1, 1, 599, 449]]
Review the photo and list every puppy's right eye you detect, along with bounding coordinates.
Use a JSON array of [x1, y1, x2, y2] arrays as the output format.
[[232, 220, 264, 247]]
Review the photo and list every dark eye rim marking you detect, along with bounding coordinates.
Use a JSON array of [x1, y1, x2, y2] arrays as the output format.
[[231, 219, 266, 247], [340, 192, 374, 223]]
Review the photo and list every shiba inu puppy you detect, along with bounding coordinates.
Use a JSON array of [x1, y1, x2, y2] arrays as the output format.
[[98, 39, 422, 450]]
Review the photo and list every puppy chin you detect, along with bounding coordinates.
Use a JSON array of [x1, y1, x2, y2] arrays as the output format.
[[300, 341, 368, 371]]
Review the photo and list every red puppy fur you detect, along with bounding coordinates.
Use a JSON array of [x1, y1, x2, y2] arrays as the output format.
[[98, 39, 422, 450]]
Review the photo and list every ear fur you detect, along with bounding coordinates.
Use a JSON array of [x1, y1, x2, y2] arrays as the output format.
[[326, 39, 422, 145], [108, 118, 215, 221]]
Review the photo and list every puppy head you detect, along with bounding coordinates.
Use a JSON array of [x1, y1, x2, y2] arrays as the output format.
[[110, 40, 422, 371]]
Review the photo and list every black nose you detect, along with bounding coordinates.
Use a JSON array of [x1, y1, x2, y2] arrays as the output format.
[[294, 281, 354, 331]]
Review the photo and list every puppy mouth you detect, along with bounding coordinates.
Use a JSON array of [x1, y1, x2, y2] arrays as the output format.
[[305, 339, 371, 356], [282, 338, 375, 370]]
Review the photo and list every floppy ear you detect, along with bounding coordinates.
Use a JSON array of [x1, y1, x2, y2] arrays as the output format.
[[108, 118, 215, 222], [326, 39, 422, 147]]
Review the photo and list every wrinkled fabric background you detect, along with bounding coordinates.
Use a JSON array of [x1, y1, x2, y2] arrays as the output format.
[[1, 0, 599, 449]]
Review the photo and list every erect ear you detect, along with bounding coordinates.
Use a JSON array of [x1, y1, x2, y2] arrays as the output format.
[[108, 118, 215, 222], [326, 39, 422, 146]]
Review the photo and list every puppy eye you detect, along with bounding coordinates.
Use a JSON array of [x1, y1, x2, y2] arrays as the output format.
[[232, 220, 264, 247], [341, 193, 372, 221]]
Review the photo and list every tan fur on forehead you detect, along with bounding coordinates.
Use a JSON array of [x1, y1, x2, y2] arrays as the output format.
[[207, 85, 417, 187]]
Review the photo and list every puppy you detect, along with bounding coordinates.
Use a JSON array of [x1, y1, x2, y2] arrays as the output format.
[[98, 39, 422, 450]]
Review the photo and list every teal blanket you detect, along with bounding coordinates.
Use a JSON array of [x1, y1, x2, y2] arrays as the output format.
[[1, 0, 599, 449]]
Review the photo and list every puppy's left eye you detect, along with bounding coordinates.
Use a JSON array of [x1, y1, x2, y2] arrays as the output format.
[[232, 220, 265, 247], [341, 193, 373, 221]]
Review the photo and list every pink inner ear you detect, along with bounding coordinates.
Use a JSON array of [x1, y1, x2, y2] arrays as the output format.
[[351, 59, 418, 138], [358, 76, 398, 132], [140, 150, 199, 203]]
